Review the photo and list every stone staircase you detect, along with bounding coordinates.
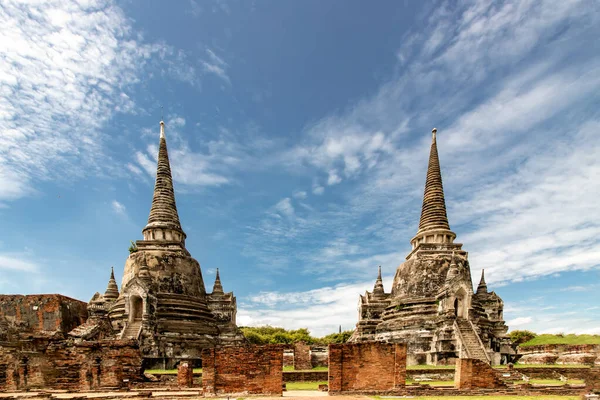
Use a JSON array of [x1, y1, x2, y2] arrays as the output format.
[[120, 319, 142, 339], [455, 318, 489, 363]]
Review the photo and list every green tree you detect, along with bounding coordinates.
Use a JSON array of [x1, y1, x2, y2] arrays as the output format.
[[509, 330, 537, 346]]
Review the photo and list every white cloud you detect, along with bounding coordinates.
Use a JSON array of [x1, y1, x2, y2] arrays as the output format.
[[327, 170, 342, 186], [312, 183, 324, 195], [238, 279, 389, 337], [0, 0, 198, 203], [508, 317, 533, 327], [111, 200, 126, 215], [293, 190, 307, 199], [202, 48, 230, 84], [0, 254, 39, 272], [274, 198, 294, 219], [243, 0, 600, 290]]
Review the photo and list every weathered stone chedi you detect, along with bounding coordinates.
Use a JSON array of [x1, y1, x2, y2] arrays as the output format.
[[350, 128, 512, 366], [102, 121, 244, 366]]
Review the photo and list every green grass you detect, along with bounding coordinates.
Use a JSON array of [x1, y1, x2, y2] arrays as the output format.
[[407, 380, 455, 386], [283, 365, 328, 371], [521, 333, 600, 347], [374, 397, 580, 400], [285, 381, 327, 390], [143, 368, 202, 374], [407, 364, 455, 370]]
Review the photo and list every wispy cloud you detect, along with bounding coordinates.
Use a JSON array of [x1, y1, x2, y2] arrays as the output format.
[[202, 48, 231, 84], [239, 277, 393, 337], [111, 200, 127, 216], [243, 0, 600, 289], [0, 254, 39, 272], [0, 0, 198, 203]]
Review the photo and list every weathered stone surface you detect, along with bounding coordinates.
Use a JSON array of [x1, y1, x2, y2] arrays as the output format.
[[455, 358, 506, 389], [202, 345, 283, 395], [0, 337, 142, 391], [328, 342, 406, 394], [0, 295, 87, 339], [350, 128, 511, 366], [519, 344, 599, 366]]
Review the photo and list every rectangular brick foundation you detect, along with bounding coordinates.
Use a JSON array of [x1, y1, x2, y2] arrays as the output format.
[[202, 345, 283, 396], [455, 358, 506, 389], [328, 342, 406, 394]]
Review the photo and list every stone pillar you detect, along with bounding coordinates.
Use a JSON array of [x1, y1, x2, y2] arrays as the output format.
[[177, 362, 193, 387], [293, 342, 312, 371]]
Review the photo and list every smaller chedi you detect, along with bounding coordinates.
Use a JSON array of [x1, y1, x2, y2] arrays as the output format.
[[71, 120, 244, 368], [350, 128, 513, 366]]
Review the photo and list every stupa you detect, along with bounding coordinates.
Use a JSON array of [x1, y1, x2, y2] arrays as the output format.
[[350, 128, 512, 366]]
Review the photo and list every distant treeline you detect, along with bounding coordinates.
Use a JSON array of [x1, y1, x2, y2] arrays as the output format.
[[509, 330, 600, 347], [240, 326, 354, 345]]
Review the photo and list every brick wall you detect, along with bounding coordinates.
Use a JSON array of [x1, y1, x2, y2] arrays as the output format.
[[283, 370, 328, 382], [0, 294, 87, 336], [294, 342, 312, 370], [0, 338, 142, 391], [202, 345, 283, 395], [455, 358, 506, 389], [328, 342, 406, 394], [177, 362, 193, 387], [586, 366, 600, 393]]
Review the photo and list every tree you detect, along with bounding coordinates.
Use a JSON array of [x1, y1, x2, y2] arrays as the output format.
[[509, 330, 537, 346]]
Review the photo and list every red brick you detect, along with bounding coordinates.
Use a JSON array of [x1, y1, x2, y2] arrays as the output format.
[[455, 358, 506, 389], [328, 342, 406, 393], [202, 345, 283, 396]]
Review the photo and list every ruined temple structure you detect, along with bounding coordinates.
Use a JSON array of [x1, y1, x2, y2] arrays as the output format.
[[350, 128, 513, 366], [76, 120, 244, 368]]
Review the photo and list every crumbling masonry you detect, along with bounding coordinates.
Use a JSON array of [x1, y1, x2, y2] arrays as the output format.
[[350, 128, 513, 366]]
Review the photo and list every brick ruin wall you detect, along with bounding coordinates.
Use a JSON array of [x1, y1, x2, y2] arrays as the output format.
[[0, 338, 142, 391], [328, 342, 406, 394], [202, 345, 283, 396], [284, 345, 328, 369], [177, 361, 193, 387], [293, 342, 312, 370], [455, 358, 506, 389], [0, 295, 88, 337], [587, 366, 600, 393], [518, 344, 600, 365]]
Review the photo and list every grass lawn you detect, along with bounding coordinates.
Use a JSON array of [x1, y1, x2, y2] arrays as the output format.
[[283, 365, 328, 371], [407, 380, 455, 386], [407, 364, 455, 370], [285, 381, 327, 390], [374, 397, 580, 400], [521, 333, 600, 347], [144, 368, 202, 374]]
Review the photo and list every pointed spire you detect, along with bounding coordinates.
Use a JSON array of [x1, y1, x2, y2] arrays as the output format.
[[411, 128, 456, 248], [142, 120, 186, 242], [104, 267, 119, 301], [476, 269, 488, 294], [212, 268, 224, 294], [373, 266, 385, 296], [339, 325, 342, 334], [418, 128, 450, 232]]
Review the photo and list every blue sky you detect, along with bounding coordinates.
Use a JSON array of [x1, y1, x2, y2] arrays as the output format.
[[1, 0, 599, 337]]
